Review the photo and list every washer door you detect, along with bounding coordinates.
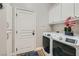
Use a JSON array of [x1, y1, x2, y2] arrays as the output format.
[[53, 47, 71, 56], [53, 40, 76, 56]]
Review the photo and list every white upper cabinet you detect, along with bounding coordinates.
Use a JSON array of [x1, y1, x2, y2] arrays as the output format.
[[49, 3, 79, 24], [6, 4, 12, 30], [61, 3, 74, 21], [49, 4, 62, 24], [49, 3, 75, 24], [75, 3, 79, 19]]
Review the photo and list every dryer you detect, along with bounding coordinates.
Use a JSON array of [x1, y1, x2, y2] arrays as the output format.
[[43, 32, 53, 55]]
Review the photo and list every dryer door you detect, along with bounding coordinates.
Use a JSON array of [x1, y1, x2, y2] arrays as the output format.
[[43, 36, 50, 53]]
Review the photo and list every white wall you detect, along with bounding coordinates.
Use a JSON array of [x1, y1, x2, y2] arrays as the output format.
[[34, 4, 51, 47], [0, 4, 7, 55], [11, 3, 51, 47]]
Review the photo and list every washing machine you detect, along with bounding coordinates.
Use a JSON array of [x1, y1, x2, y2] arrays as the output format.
[[52, 33, 79, 56]]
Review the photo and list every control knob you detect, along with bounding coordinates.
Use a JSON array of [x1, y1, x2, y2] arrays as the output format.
[[59, 36, 62, 40]]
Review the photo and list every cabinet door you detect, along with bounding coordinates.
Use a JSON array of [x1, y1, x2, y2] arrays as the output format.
[[5, 4, 12, 55], [62, 3, 74, 21], [49, 4, 62, 24], [75, 3, 79, 18], [5, 4, 12, 30], [54, 4, 62, 24], [49, 6, 55, 24], [7, 31, 12, 55]]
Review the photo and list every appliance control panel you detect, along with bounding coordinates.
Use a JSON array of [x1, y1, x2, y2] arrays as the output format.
[[47, 34, 51, 36], [59, 36, 63, 40], [43, 32, 52, 38], [65, 38, 77, 44]]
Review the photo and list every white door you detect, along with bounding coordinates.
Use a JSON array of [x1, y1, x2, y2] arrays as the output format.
[[15, 9, 36, 54]]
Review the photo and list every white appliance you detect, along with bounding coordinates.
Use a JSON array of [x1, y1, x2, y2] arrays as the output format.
[[52, 33, 79, 56], [43, 32, 79, 56], [43, 32, 53, 56]]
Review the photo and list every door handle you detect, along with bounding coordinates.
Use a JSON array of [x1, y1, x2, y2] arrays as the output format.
[[32, 32, 35, 36], [32, 30, 35, 36]]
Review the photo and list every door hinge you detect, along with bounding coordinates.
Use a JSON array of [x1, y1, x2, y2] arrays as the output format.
[[16, 48, 18, 51], [0, 3, 3, 9], [16, 30, 18, 34], [16, 13, 17, 16]]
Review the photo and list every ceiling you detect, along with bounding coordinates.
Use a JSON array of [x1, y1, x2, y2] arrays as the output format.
[[10, 3, 56, 11]]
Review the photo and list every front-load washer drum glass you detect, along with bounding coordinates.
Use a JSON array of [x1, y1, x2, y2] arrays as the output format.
[[53, 40, 76, 56]]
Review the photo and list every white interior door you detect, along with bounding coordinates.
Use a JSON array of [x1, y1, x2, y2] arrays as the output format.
[[15, 9, 36, 54]]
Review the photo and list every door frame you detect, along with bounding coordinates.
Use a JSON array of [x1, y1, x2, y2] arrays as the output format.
[[12, 7, 36, 55]]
